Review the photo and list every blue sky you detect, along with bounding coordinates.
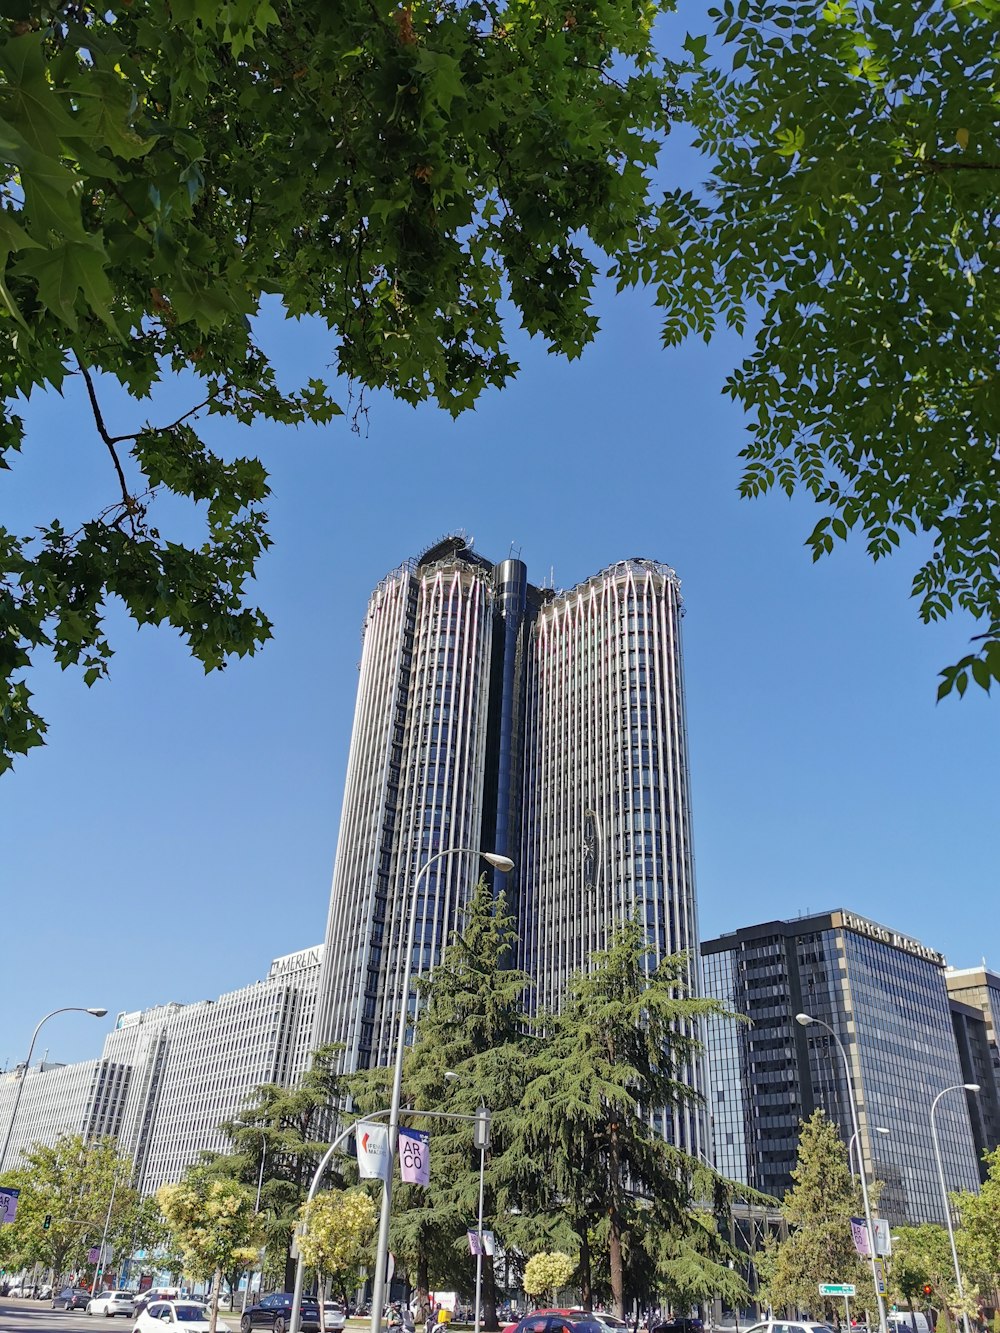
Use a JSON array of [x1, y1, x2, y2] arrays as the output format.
[[2, 213, 998, 1070]]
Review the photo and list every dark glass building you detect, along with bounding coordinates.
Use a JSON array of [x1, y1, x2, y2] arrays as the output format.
[[946, 966, 1000, 1178], [702, 910, 981, 1222], [313, 537, 706, 1152]]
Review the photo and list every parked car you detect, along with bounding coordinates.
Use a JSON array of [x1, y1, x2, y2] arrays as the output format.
[[742, 1322, 836, 1333], [89, 1291, 136, 1318], [888, 1318, 930, 1333], [134, 1301, 231, 1333], [651, 1320, 705, 1333], [134, 1290, 184, 1317], [53, 1287, 92, 1311], [240, 1293, 321, 1333], [512, 1313, 604, 1333], [37, 1286, 55, 1301], [322, 1304, 347, 1332], [570, 1313, 628, 1333]]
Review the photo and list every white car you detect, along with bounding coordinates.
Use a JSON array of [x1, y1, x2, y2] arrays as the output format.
[[89, 1292, 136, 1318], [323, 1306, 347, 1332], [134, 1301, 232, 1333], [744, 1323, 837, 1333]]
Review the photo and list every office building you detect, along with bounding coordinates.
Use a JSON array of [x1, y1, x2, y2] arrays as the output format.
[[702, 909, 981, 1223], [313, 537, 705, 1151], [946, 965, 1000, 1177], [0, 946, 323, 1192], [0, 1058, 132, 1167], [103, 944, 323, 1192]]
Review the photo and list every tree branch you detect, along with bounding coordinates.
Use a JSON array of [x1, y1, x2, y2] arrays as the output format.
[[78, 359, 132, 513]]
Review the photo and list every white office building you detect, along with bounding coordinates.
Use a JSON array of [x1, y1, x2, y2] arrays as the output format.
[[0, 1059, 132, 1167]]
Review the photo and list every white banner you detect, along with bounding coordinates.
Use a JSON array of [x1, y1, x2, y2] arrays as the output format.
[[873, 1218, 892, 1257], [356, 1121, 392, 1182]]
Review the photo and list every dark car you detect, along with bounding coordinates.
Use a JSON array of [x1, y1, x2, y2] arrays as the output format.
[[514, 1313, 604, 1333], [52, 1287, 91, 1311], [651, 1320, 704, 1333], [241, 1294, 321, 1333]]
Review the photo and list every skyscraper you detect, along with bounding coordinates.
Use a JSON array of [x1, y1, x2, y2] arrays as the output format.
[[701, 910, 981, 1222], [313, 537, 704, 1150]]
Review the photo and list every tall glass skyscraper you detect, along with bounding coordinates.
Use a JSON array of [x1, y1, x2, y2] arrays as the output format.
[[701, 910, 981, 1223], [313, 537, 705, 1151]]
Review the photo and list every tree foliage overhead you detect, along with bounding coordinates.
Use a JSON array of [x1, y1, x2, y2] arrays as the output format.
[[0, 0, 673, 771], [650, 0, 1000, 699]]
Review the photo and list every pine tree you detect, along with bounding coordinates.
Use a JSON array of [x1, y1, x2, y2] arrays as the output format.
[[350, 877, 532, 1330], [505, 918, 727, 1318], [758, 1110, 878, 1321]]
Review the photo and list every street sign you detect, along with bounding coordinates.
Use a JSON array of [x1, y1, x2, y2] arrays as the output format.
[[819, 1284, 857, 1296]]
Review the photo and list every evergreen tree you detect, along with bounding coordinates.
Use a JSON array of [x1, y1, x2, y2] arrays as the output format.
[[505, 918, 727, 1318], [757, 1111, 878, 1321], [350, 877, 532, 1329], [209, 1045, 349, 1290]]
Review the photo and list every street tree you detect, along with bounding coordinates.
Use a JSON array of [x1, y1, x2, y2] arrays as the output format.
[[0, 0, 677, 771], [157, 1173, 262, 1333], [507, 919, 726, 1318], [0, 1134, 136, 1283], [523, 1252, 577, 1306], [647, 0, 1000, 698], [213, 1044, 348, 1290], [297, 1188, 378, 1303], [349, 877, 532, 1327], [756, 1111, 877, 1320], [951, 1147, 1000, 1311], [887, 1226, 958, 1330]]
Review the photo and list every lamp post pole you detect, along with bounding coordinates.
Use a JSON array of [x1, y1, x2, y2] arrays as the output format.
[[796, 1013, 888, 1333], [930, 1084, 979, 1333], [473, 1108, 492, 1333], [847, 1126, 890, 1179], [241, 1131, 268, 1315], [368, 848, 513, 1333], [0, 1007, 107, 1176]]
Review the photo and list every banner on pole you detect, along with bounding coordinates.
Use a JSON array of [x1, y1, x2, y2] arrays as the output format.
[[482, 1231, 495, 1257], [399, 1128, 430, 1185], [850, 1218, 871, 1256], [356, 1122, 392, 1182], [0, 1187, 19, 1224], [467, 1231, 483, 1256], [872, 1219, 892, 1257]]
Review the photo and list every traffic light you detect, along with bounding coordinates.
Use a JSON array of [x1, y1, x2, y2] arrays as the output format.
[[922, 1285, 933, 1297], [42, 1214, 51, 1231]]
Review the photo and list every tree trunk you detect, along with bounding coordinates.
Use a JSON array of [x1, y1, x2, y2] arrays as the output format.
[[284, 1246, 296, 1293], [609, 1124, 625, 1319], [578, 1227, 592, 1312], [483, 1256, 499, 1332], [415, 1248, 430, 1326], [209, 1268, 222, 1333]]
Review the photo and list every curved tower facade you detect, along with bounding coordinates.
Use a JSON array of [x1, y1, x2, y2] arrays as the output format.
[[313, 539, 499, 1071], [314, 541, 704, 1150], [518, 558, 704, 1150]]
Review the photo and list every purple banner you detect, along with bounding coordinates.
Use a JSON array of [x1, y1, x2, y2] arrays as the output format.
[[399, 1127, 430, 1185], [0, 1187, 18, 1225], [850, 1218, 871, 1256]]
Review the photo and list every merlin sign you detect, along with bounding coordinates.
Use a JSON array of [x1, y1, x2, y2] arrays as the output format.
[[836, 911, 946, 967]]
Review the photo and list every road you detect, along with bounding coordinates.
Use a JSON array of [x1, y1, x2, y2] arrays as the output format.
[[0, 1301, 241, 1333]]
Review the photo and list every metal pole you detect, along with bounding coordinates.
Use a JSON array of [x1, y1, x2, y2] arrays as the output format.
[[0, 1007, 106, 1176], [288, 1111, 392, 1333], [796, 1015, 887, 1333], [369, 848, 511, 1333], [474, 1144, 485, 1333], [930, 1085, 977, 1333], [92, 1171, 119, 1295], [242, 1134, 268, 1315]]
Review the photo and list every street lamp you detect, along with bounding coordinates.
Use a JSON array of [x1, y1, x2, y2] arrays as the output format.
[[234, 1127, 269, 1314], [796, 1013, 888, 1333], [442, 1072, 492, 1333], [848, 1126, 890, 1178], [930, 1083, 979, 1333], [0, 1007, 108, 1175], [369, 848, 513, 1333]]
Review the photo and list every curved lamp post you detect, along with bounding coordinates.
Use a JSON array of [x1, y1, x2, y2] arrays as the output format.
[[0, 1007, 107, 1175], [369, 847, 513, 1333], [796, 1013, 888, 1333], [848, 1125, 890, 1179], [930, 1083, 979, 1333]]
